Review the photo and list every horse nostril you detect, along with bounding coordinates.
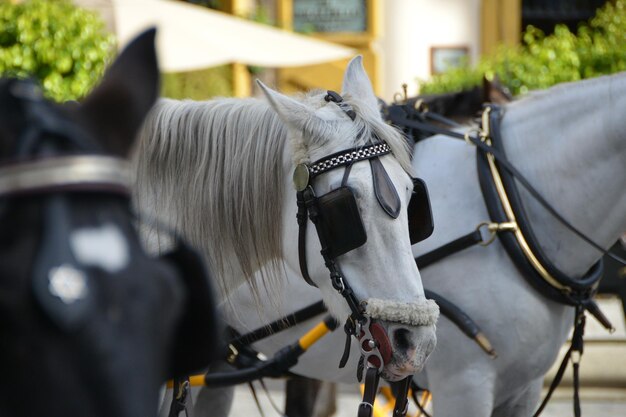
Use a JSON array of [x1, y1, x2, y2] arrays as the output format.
[[393, 328, 413, 351]]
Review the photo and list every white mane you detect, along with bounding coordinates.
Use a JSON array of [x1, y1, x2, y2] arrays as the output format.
[[133, 92, 412, 299]]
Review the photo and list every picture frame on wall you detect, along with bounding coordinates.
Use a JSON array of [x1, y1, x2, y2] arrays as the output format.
[[430, 46, 469, 74]]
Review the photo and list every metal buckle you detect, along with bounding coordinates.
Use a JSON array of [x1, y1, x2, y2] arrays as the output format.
[[477, 221, 518, 246], [226, 344, 239, 364], [463, 128, 483, 146], [332, 274, 346, 292], [358, 402, 373, 410]]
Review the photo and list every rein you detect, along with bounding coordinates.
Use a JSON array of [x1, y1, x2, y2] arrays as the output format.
[[388, 107, 626, 268]]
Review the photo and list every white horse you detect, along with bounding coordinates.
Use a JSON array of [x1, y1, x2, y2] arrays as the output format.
[[133, 57, 439, 409], [216, 72, 626, 416]]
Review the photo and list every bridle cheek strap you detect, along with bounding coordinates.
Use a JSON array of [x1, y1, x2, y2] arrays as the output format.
[[296, 190, 317, 287]]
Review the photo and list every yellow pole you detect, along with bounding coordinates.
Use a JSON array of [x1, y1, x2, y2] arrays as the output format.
[[298, 320, 333, 350], [221, 0, 252, 97], [167, 319, 334, 388], [481, 0, 521, 56], [166, 374, 205, 389]]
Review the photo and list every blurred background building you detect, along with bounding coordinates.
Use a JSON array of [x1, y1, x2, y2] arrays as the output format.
[[74, 0, 612, 101]]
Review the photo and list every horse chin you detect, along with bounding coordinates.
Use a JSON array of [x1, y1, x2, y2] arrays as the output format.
[[381, 368, 413, 382], [381, 359, 424, 382], [381, 325, 437, 382]]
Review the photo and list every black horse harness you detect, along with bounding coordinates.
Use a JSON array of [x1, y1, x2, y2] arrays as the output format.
[[388, 102, 625, 417], [1, 79, 218, 384]]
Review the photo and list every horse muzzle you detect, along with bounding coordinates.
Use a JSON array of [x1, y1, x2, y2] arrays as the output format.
[[383, 323, 437, 381], [365, 298, 439, 381]]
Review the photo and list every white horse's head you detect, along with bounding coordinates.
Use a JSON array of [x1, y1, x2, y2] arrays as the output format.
[[258, 57, 438, 380]]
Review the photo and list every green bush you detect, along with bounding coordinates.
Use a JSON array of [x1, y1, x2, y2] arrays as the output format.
[[0, 0, 115, 102], [420, 0, 626, 96], [162, 66, 233, 100], [161, 0, 234, 99]]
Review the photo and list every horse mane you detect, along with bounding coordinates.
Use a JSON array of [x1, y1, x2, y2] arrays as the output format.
[[133, 92, 412, 300], [341, 96, 414, 174]]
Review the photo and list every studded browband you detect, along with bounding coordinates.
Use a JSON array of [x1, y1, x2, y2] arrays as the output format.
[[0, 155, 132, 197], [293, 142, 391, 192]]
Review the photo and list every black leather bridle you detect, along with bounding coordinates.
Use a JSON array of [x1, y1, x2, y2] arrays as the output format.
[[295, 138, 392, 373], [294, 91, 425, 417], [0, 79, 134, 332]]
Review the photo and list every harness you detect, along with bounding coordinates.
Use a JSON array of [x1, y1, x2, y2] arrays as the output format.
[[476, 106, 606, 417], [388, 102, 625, 417], [4, 78, 219, 389], [0, 80, 133, 332]]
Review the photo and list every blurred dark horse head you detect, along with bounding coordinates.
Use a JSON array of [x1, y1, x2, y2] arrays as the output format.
[[382, 76, 513, 143], [0, 30, 220, 417], [411, 76, 513, 123]]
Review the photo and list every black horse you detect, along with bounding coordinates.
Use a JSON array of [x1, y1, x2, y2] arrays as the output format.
[[0, 30, 220, 417]]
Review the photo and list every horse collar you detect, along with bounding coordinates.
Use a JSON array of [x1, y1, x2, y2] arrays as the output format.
[[476, 105, 604, 307]]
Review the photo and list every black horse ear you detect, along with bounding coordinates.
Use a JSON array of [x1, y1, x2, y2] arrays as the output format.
[[75, 28, 160, 156], [483, 75, 513, 105]]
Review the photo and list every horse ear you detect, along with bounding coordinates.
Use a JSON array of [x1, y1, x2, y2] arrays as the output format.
[[342, 56, 378, 111], [256, 80, 315, 132], [483, 74, 513, 105], [75, 28, 160, 157]]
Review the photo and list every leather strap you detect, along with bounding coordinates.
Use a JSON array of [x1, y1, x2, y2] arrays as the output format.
[[325, 90, 356, 121], [168, 377, 191, 417], [391, 106, 623, 266], [392, 377, 412, 417], [358, 367, 380, 417], [296, 190, 318, 287], [370, 157, 401, 218], [479, 106, 613, 289], [307, 142, 391, 179], [414, 230, 483, 269], [294, 139, 398, 388], [230, 301, 327, 347], [409, 382, 432, 417], [533, 308, 585, 417], [339, 319, 355, 368], [477, 149, 604, 306], [424, 289, 496, 357], [387, 113, 467, 141], [0, 156, 132, 198]]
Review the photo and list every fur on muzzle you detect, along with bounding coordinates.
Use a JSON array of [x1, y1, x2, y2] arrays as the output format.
[[365, 298, 439, 326]]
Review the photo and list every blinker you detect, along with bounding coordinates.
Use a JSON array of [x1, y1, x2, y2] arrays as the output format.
[[293, 163, 310, 191], [408, 178, 434, 244]]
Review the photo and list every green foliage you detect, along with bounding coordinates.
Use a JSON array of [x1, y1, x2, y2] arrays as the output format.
[[163, 0, 236, 99], [0, 0, 114, 102], [420, 0, 626, 96], [164, 2, 275, 98], [162, 66, 233, 99]]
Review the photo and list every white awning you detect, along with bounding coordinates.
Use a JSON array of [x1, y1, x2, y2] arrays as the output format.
[[109, 0, 354, 72]]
